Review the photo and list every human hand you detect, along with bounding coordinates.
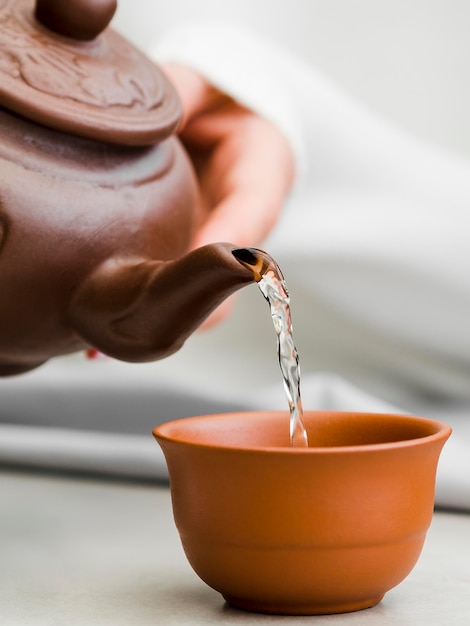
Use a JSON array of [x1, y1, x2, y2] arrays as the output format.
[[162, 62, 295, 326]]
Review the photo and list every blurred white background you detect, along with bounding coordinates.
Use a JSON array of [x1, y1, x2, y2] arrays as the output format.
[[2, 0, 470, 489], [114, 0, 470, 159]]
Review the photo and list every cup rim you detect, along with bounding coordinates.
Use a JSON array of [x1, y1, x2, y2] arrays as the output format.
[[153, 410, 452, 455]]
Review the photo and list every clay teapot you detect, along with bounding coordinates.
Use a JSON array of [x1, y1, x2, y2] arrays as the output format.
[[0, 0, 258, 376]]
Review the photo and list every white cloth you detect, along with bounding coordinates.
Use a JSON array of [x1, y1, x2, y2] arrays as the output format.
[[0, 358, 468, 510], [151, 22, 470, 508], [151, 22, 470, 404], [2, 22, 470, 511]]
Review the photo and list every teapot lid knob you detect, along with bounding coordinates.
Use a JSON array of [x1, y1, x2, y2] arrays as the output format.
[[35, 0, 117, 42], [0, 0, 181, 146]]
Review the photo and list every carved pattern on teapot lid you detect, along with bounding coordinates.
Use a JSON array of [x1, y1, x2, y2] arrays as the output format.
[[0, 0, 181, 145]]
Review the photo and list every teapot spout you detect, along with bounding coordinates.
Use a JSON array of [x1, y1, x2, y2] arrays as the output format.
[[231, 247, 280, 282], [69, 243, 260, 362]]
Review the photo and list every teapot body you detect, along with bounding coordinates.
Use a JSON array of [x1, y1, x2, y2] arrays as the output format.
[[0, 0, 256, 377], [0, 107, 198, 374]]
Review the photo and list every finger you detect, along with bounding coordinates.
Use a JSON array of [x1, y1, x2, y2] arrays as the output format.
[[193, 132, 295, 248], [160, 63, 227, 130], [192, 191, 281, 249], [197, 297, 236, 331]]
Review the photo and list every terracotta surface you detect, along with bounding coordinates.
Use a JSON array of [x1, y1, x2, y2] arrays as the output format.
[[0, 0, 181, 144], [35, 0, 117, 41], [0, 0, 256, 375], [154, 411, 451, 615]]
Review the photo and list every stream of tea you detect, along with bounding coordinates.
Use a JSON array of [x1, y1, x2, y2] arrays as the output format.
[[233, 248, 309, 447]]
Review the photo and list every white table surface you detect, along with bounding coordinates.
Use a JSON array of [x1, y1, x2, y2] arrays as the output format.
[[1, 469, 469, 626]]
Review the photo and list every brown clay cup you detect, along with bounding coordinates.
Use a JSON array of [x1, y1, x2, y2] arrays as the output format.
[[153, 411, 451, 615]]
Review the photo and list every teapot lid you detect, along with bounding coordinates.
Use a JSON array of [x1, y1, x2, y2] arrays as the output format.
[[0, 0, 181, 145]]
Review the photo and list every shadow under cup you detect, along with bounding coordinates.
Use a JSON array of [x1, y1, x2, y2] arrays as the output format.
[[153, 411, 451, 616]]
